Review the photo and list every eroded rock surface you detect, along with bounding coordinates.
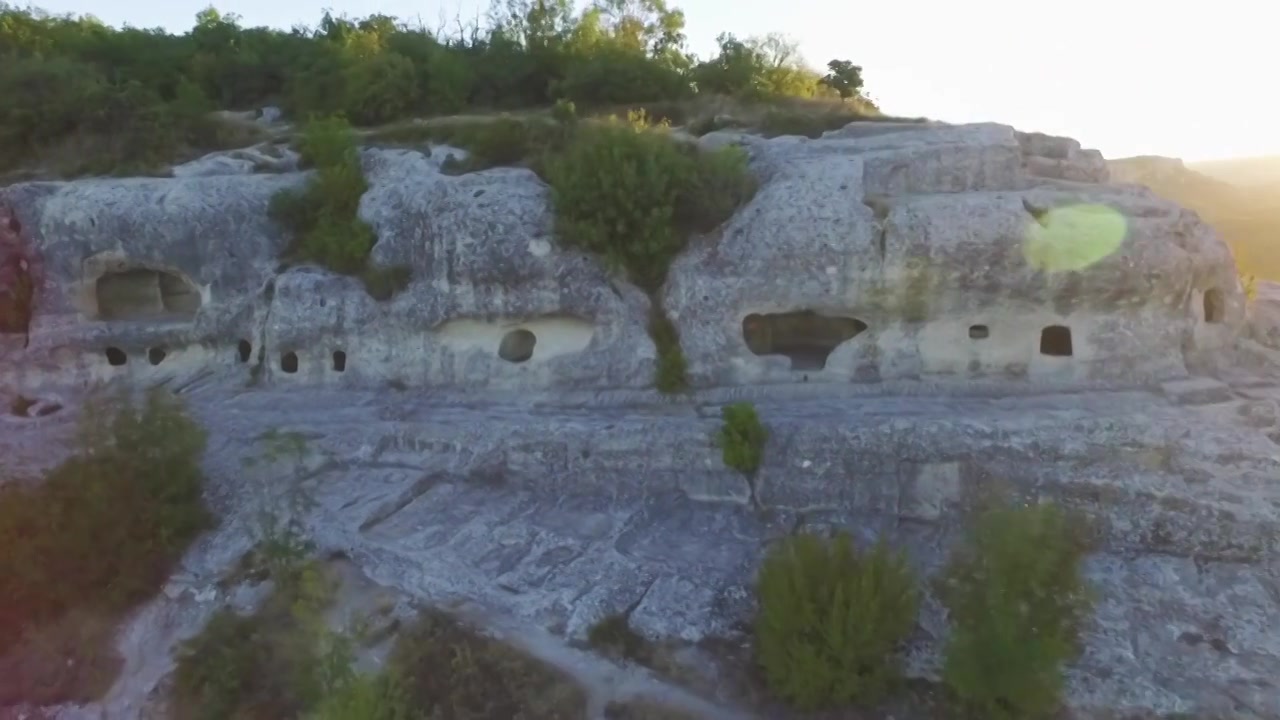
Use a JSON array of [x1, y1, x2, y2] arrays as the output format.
[[0, 120, 1246, 395], [1, 120, 1277, 720]]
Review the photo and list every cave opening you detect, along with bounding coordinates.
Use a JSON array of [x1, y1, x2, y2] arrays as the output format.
[[95, 268, 200, 321], [147, 347, 167, 366], [281, 351, 298, 374], [742, 311, 868, 370], [332, 350, 347, 372], [237, 340, 252, 363], [1040, 325, 1073, 357], [105, 347, 127, 366], [1203, 287, 1224, 324], [499, 329, 537, 363]]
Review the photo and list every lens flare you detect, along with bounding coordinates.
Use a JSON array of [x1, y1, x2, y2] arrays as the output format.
[[1022, 203, 1128, 272]]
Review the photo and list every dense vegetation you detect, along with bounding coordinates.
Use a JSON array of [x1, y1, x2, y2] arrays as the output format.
[[544, 110, 755, 391], [753, 500, 1095, 717], [755, 533, 919, 710], [0, 0, 880, 178], [268, 117, 411, 298], [0, 389, 213, 705], [937, 501, 1095, 719], [176, 552, 587, 719]]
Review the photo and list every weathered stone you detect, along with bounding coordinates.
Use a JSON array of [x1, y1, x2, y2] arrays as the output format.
[[1161, 377, 1234, 405], [0, 118, 1276, 720]]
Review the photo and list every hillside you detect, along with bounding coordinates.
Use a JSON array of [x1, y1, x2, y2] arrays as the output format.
[[1192, 154, 1280, 187], [1110, 155, 1280, 279]]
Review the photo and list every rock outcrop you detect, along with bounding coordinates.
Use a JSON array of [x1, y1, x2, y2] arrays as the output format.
[[0, 121, 1245, 395], [3, 119, 1279, 720]]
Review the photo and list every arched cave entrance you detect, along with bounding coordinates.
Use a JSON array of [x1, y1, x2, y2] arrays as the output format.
[[743, 311, 868, 370], [1203, 288, 1224, 324], [95, 268, 201, 321]]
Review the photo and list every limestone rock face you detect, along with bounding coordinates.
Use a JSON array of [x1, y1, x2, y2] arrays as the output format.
[[667, 122, 1241, 388], [1, 120, 1275, 720], [0, 150, 652, 393], [0, 120, 1244, 396]]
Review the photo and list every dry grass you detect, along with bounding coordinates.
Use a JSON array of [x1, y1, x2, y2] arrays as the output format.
[[390, 608, 588, 719]]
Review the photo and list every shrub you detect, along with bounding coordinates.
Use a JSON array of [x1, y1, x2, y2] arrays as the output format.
[[360, 264, 413, 301], [545, 112, 752, 392], [649, 305, 688, 394], [716, 402, 767, 474], [546, 112, 753, 293], [388, 609, 587, 719], [551, 98, 578, 126], [545, 115, 688, 293], [937, 501, 1095, 720], [755, 533, 919, 710], [270, 116, 409, 299], [342, 52, 419, 126], [557, 47, 693, 107], [0, 388, 210, 705], [0, 388, 212, 655], [311, 671, 413, 720], [173, 558, 342, 720]]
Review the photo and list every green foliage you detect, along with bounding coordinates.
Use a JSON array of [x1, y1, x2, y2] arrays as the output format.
[[270, 116, 406, 298], [544, 111, 750, 392], [546, 112, 752, 292], [758, 105, 879, 139], [551, 98, 578, 125], [937, 501, 1096, 720], [431, 117, 561, 172], [716, 401, 767, 474], [387, 609, 588, 719], [755, 533, 919, 711], [361, 264, 414, 301], [0, 388, 212, 704], [342, 52, 419, 126], [310, 671, 414, 720], [821, 59, 865, 101], [0, 3, 882, 177], [648, 305, 688, 394], [0, 388, 212, 653], [173, 557, 345, 720]]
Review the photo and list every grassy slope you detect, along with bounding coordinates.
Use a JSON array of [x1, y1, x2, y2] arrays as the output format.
[[1111, 156, 1280, 280]]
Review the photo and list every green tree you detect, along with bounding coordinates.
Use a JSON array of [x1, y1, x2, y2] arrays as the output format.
[[821, 59, 864, 101]]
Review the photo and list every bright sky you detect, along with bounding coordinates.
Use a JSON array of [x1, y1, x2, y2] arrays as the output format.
[[26, 0, 1278, 162]]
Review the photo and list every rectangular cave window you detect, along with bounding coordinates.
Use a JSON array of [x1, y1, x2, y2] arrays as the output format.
[[281, 351, 298, 374], [969, 324, 990, 340], [332, 350, 347, 372], [1040, 325, 1073, 357], [1203, 287, 1224, 324]]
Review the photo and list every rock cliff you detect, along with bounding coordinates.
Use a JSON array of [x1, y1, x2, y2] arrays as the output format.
[[3, 119, 1280, 720]]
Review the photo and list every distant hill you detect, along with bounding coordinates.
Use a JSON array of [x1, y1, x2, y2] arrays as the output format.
[[1108, 155, 1280, 280], [1191, 155, 1280, 188]]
